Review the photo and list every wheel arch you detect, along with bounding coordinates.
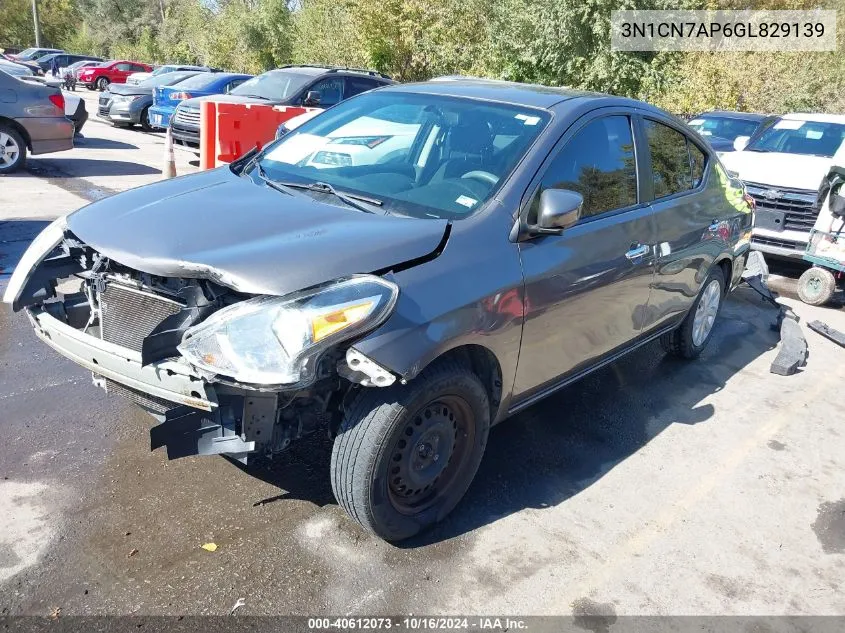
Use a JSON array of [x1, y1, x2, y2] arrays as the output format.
[[715, 255, 734, 294], [0, 116, 32, 151], [408, 343, 504, 425]]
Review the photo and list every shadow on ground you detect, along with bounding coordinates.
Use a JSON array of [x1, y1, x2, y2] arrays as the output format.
[[73, 136, 139, 151], [241, 288, 780, 546], [27, 157, 159, 178]]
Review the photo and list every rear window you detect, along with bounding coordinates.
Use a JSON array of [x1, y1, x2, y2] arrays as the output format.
[[175, 73, 238, 90]]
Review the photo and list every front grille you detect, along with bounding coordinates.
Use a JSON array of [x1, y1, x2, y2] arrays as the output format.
[[99, 283, 183, 352], [173, 106, 201, 127], [745, 182, 818, 232], [104, 378, 173, 413], [751, 235, 805, 251], [98, 94, 111, 116]]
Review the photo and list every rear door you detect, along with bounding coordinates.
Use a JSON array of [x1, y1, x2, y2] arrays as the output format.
[[638, 116, 743, 331], [513, 109, 657, 399], [345, 77, 382, 98]]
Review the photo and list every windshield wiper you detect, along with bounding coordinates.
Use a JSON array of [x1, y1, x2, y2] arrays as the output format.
[[274, 180, 383, 213], [252, 162, 305, 198], [237, 94, 270, 100]]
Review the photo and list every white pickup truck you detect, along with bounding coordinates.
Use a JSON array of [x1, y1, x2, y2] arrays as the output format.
[[720, 113, 845, 260]]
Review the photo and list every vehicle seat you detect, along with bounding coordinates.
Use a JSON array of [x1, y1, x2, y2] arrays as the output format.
[[430, 116, 495, 182]]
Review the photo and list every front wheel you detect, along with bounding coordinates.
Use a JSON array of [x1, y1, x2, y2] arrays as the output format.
[[797, 266, 836, 306], [331, 359, 490, 541], [96, 77, 109, 91], [139, 106, 154, 132], [661, 267, 725, 359]]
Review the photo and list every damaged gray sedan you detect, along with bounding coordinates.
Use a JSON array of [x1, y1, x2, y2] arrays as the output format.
[[4, 79, 752, 541]]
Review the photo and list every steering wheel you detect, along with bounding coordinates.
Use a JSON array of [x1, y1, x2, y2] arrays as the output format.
[[461, 170, 499, 186]]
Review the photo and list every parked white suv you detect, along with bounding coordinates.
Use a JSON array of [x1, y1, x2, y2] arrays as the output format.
[[721, 113, 845, 260]]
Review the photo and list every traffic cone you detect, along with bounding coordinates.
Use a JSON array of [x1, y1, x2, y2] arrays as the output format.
[[162, 127, 176, 179]]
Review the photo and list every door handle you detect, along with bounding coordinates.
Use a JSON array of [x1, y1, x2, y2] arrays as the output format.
[[625, 244, 651, 260]]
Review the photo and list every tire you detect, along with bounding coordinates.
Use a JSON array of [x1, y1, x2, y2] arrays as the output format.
[[797, 266, 836, 306], [96, 77, 109, 91], [661, 267, 725, 359], [139, 106, 152, 132], [0, 124, 27, 174], [331, 359, 490, 541]]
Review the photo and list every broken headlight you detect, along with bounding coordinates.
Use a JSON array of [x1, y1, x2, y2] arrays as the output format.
[[177, 275, 398, 385]]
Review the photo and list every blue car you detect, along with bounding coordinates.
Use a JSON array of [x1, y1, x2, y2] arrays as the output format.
[[148, 72, 252, 130]]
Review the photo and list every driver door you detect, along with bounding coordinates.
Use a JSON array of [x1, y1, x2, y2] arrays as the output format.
[[513, 111, 657, 401]]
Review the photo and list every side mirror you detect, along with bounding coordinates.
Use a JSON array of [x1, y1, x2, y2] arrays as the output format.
[[275, 123, 289, 140], [733, 135, 750, 152], [535, 189, 583, 233], [303, 90, 321, 106]]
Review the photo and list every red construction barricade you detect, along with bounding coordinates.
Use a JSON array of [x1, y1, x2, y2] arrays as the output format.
[[199, 101, 316, 170]]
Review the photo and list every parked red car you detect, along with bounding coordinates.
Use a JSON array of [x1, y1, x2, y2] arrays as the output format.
[[78, 60, 152, 91]]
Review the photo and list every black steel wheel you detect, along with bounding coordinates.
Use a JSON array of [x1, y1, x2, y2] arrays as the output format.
[[331, 358, 490, 541]]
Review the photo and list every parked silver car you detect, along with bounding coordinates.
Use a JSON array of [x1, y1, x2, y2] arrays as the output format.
[[0, 69, 74, 173]]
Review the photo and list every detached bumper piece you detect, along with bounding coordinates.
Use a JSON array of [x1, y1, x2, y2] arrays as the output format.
[[808, 320, 845, 348], [771, 316, 808, 376], [150, 407, 254, 464]]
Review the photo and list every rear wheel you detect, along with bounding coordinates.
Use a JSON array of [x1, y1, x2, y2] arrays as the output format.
[[797, 266, 836, 306], [0, 125, 26, 174], [331, 359, 490, 541], [661, 267, 725, 359], [96, 77, 109, 91]]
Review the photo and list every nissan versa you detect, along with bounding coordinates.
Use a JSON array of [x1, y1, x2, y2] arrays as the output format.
[[4, 79, 752, 541]]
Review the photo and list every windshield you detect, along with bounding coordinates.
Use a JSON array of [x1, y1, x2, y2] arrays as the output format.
[[17, 48, 52, 60], [745, 118, 845, 157], [140, 71, 199, 87], [688, 115, 761, 141], [150, 66, 176, 77], [255, 92, 550, 219], [231, 70, 312, 101]]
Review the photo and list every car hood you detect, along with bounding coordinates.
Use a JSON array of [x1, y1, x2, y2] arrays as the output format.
[[109, 83, 153, 96], [720, 151, 832, 190], [66, 167, 448, 296]]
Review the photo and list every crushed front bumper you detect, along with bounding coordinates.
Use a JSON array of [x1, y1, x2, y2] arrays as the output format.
[[27, 305, 216, 411], [28, 305, 259, 461]]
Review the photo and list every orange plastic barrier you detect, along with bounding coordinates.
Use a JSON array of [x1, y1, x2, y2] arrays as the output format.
[[199, 101, 316, 170]]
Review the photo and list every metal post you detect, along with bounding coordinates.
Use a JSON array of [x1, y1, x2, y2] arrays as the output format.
[[31, 0, 42, 47]]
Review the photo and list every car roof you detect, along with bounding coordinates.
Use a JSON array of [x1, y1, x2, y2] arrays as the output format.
[[384, 77, 636, 110], [271, 65, 392, 80], [696, 110, 768, 121], [782, 112, 845, 124]]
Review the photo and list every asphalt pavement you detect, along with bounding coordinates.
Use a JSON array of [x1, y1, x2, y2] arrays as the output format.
[[1, 92, 844, 617]]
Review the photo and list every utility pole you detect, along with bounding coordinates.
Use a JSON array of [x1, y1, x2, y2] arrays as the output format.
[[31, 0, 42, 46]]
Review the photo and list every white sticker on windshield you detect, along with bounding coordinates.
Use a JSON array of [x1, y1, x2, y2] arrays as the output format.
[[455, 195, 477, 208], [774, 119, 805, 130], [515, 114, 541, 126], [689, 118, 705, 125], [806, 129, 823, 139]]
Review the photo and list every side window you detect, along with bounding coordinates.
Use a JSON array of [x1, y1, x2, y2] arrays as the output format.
[[645, 119, 693, 198], [689, 141, 706, 187], [132, 64, 147, 72], [115, 63, 132, 71], [307, 78, 344, 107], [530, 115, 637, 221], [226, 78, 246, 93], [346, 77, 379, 97]]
